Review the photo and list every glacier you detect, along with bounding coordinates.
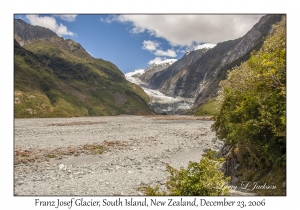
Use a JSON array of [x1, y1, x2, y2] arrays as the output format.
[[125, 69, 194, 114]]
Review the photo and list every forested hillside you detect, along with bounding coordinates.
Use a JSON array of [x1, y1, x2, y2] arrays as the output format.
[[212, 16, 286, 195]]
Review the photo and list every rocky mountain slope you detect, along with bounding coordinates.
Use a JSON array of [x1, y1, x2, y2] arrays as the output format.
[[145, 48, 209, 91], [141, 15, 284, 113], [14, 19, 154, 117], [139, 60, 176, 84]]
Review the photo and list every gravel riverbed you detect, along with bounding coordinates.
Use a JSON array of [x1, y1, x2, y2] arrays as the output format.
[[14, 115, 224, 196]]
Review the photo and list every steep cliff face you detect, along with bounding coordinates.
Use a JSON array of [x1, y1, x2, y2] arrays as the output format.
[[139, 60, 176, 84], [141, 15, 284, 112], [190, 14, 284, 108], [175, 38, 243, 99], [147, 48, 209, 90]]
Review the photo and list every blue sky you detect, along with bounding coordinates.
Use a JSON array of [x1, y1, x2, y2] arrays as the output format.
[[14, 14, 264, 73]]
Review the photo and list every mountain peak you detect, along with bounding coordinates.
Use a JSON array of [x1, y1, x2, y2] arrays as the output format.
[[193, 43, 217, 50], [185, 43, 216, 55], [14, 19, 58, 46], [149, 59, 177, 65]]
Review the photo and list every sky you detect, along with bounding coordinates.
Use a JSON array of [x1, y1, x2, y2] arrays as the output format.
[[14, 14, 264, 74]]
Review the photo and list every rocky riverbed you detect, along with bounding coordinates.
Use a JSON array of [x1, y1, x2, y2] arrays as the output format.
[[14, 115, 224, 196]]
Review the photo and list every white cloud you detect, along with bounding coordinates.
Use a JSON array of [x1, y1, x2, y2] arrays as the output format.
[[142, 40, 160, 51], [99, 15, 119, 23], [26, 15, 74, 36], [55, 15, 77, 22], [142, 40, 177, 57], [112, 15, 264, 46], [149, 57, 162, 64], [154, 49, 177, 57], [148, 57, 177, 65]]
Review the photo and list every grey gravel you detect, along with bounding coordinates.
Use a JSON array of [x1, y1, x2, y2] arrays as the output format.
[[14, 115, 223, 196]]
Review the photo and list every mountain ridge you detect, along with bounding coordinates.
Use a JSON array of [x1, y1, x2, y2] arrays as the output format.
[[14, 19, 154, 117], [138, 14, 284, 114]]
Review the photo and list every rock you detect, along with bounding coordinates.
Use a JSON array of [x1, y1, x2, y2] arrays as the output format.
[[17, 181, 24, 185], [21, 159, 28, 164], [113, 192, 123, 196], [234, 163, 240, 171], [106, 167, 114, 172], [231, 177, 239, 185], [282, 182, 286, 189], [222, 147, 244, 177], [134, 161, 141, 165], [58, 164, 65, 170], [219, 144, 232, 158]]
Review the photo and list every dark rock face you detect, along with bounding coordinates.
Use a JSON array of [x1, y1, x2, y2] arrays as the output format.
[[142, 15, 284, 111], [221, 146, 243, 185], [14, 19, 57, 46], [147, 48, 209, 91], [14, 19, 90, 60], [191, 14, 283, 107]]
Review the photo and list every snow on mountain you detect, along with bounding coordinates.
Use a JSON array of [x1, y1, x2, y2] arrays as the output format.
[[151, 58, 177, 65], [186, 43, 217, 55], [194, 43, 217, 50], [125, 69, 144, 83], [124, 44, 215, 113], [125, 69, 144, 78]]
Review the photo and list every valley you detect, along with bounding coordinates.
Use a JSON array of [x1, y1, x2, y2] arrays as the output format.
[[13, 14, 286, 197]]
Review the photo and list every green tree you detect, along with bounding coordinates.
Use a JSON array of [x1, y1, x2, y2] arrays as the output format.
[[212, 16, 286, 169]]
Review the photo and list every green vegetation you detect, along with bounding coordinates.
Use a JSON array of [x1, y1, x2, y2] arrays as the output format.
[[194, 97, 218, 116], [212, 16, 286, 195], [139, 150, 230, 196], [14, 37, 154, 118]]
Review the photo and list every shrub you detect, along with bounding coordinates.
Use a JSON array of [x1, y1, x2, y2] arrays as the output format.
[[139, 150, 230, 196]]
